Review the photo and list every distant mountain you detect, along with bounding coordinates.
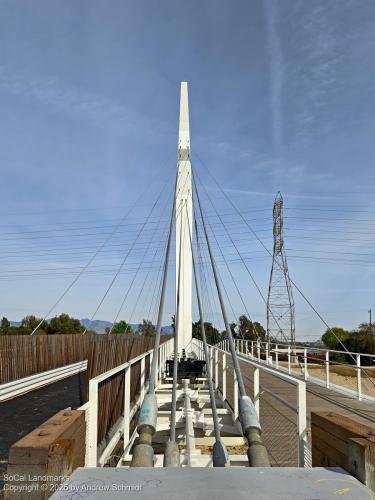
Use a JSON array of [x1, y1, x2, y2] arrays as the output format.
[[10, 321, 21, 327], [80, 319, 113, 333], [79, 319, 173, 335], [5, 318, 173, 335], [161, 325, 174, 334]]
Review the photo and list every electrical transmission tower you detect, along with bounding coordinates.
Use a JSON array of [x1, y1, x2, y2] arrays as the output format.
[[267, 192, 295, 348]]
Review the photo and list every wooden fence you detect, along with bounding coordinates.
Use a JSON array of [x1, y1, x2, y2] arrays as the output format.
[[86, 335, 171, 448], [0, 334, 93, 384], [0, 334, 171, 385]]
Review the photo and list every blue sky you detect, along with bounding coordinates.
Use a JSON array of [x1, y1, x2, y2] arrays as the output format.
[[0, 0, 375, 339]]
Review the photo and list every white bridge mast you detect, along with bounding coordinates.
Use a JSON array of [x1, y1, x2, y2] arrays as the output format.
[[175, 82, 193, 355]]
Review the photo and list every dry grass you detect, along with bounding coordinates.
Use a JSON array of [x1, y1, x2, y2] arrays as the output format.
[[278, 361, 375, 398]]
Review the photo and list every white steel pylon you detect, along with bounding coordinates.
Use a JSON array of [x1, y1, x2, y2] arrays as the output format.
[[175, 82, 193, 354]]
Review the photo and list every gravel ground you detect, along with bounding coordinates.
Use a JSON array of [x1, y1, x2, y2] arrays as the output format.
[[279, 362, 375, 398]]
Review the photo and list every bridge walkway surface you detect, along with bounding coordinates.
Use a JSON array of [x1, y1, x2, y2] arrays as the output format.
[[0, 372, 86, 496], [225, 356, 375, 467]]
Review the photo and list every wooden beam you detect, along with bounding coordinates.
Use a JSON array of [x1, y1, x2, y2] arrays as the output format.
[[5, 409, 85, 499], [311, 411, 375, 489]]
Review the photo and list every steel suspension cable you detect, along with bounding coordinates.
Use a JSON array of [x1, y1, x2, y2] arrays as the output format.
[[82, 185, 167, 334], [30, 183, 161, 336], [193, 187, 259, 340], [194, 210, 240, 334], [193, 173, 270, 467], [194, 156, 375, 389], [108, 194, 172, 333], [131, 176, 176, 468], [194, 167, 289, 343], [186, 204, 225, 447]]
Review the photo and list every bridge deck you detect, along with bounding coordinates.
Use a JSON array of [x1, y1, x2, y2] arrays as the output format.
[[222, 357, 375, 467]]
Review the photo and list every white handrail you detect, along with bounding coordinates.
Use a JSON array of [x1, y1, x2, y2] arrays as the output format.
[[192, 338, 308, 468], [85, 338, 173, 467], [0, 360, 87, 401], [236, 339, 375, 403]]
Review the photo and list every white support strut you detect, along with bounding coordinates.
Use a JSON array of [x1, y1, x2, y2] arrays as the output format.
[[176, 82, 193, 355]]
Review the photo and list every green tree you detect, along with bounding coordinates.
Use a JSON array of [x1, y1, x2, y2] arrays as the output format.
[[192, 320, 221, 345], [137, 319, 155, 337], [21, 315, 48, 335], [345, 331, 375, 360], [321, 327, 350, 350], [9, 326, 31, 335], [236, 315, 266, 341], [111, 320, 132, 334], [1, 317, 10, 330], [48, 314, 85, 335], [357, 322, 373, 334], [253, 321, 267, 341]]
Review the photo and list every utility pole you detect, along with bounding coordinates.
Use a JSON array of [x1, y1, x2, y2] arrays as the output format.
[[369, 309, 372, 334]]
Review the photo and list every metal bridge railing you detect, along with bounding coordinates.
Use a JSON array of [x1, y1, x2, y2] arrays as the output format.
[[226, 339, 375, 403], [84, 338, 173, 467], [192, 338, 309, 467]]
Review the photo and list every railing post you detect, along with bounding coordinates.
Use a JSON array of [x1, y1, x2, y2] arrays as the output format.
[[325, 351, 330, 389], [257, 341, 261, 362], [214, 348, 219, 389], [222, 353, 227, 401], [87, 379, 99, 467], [297, 381, 307, 467], [140, 357, 146, 401], [254, 367, 260, 419], [158, 345, 163, 382], [275, 344, 279, 370], [123, 366, 131, 451], [304, 349, 308, 380], [234, 370, 239, 420], [251, 341, 254, 359], [149, 351, 154, 388], [357, 354, 362, 401], [288, 346, 291, 374], [210, 347, 214, 384], [266, 343, 269, 366]]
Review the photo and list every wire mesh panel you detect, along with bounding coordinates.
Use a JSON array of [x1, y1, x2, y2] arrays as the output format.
[[239, 357, 300, 466], [224, 361, 235, 411], [258, 388, 298, 466], [260, 368, 298, 466]]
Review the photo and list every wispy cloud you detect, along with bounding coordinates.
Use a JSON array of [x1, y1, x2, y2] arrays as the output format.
[[264, 0, 284, 156], [0, 64, 132, 130]]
